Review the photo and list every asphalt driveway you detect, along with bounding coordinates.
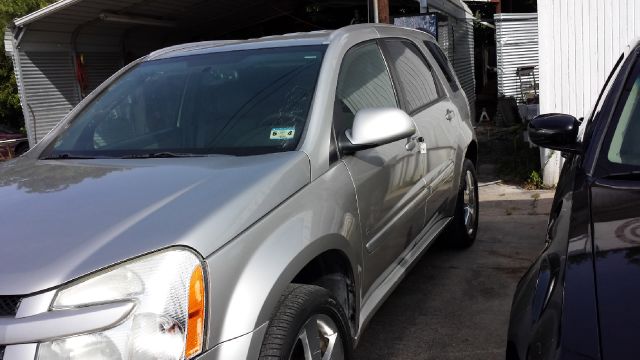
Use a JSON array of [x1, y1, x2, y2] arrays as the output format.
[[353, 171, 553, 360]]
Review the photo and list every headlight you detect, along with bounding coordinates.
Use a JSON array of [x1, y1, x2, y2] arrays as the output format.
[[37, 248, 206, 360]]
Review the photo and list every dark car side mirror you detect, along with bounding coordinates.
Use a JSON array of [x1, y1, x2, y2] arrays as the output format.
[[528, 113, 582, 154]]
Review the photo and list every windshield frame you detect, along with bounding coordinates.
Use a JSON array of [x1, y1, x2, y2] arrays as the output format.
[[38, 44, 328, 160]]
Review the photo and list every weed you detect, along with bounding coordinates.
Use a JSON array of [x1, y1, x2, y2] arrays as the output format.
[[524, 171, 544, 190], [492, 125, 542, 187]]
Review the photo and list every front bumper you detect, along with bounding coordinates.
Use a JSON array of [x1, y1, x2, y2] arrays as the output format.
[[197, 322, 268, 360], [0, 286, 269, 360], [1, 321, 268, 360]]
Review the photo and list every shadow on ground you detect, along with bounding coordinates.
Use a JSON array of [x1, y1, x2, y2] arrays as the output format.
[[353, 180, 552, 360]]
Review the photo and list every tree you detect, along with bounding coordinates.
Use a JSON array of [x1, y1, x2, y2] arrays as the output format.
[[0, 0, 54, 131]]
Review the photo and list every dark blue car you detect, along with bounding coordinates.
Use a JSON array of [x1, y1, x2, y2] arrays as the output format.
[[508, 39, 640, 360]]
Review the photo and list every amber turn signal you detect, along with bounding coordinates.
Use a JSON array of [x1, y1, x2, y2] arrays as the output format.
[[185, 265, 205, 359]]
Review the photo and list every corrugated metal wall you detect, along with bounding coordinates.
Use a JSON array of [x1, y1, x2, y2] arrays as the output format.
[[19, 52, 80, 143], [430, 0, 476, 120], [495, 13, 539, 101], [83, 52, 123, 93], [538, 0, 640, 185], [437, 21, 453, 60], [3, 29, 12, 57], [3, 29, 20, 93], [452, 13, 476, 117]]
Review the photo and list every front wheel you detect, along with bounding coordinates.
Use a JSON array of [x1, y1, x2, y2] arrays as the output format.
[[259, 284, 352, 360], [447, 159, 479, 248]]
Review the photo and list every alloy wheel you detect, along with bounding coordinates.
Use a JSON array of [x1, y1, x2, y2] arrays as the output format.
[[463, 169, 477, 236], [289, 314, 345, 360]]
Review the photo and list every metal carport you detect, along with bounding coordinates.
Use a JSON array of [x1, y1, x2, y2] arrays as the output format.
[[4, 0, 371, 145], [4, 0, 475, 146]]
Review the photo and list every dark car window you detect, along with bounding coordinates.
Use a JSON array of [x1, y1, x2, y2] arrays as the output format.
[[43, 46, 326, 159], [382, 39, 443, 114], [423, 40, 459, 92], [599, 55, 640, 170], [333, 41, 398, 137], [606, 61, 640, 166]]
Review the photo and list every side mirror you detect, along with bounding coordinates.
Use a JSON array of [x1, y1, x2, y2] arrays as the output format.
[[340, 108, 416, 154], [528, 113, 582, 154]]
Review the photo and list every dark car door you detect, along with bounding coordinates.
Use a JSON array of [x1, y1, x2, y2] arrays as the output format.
[[590, 48, 640, 359]]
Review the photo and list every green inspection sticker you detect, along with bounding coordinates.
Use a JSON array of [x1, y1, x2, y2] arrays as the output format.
[[270, 127, 296, 140]]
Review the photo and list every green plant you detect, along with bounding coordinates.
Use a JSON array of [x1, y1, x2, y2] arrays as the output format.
[[494, 125, 542, 186], [525, 170, 544, 190]]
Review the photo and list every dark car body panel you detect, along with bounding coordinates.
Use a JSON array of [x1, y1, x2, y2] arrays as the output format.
[[591, 180, 640, 359], [507, 44, 640, 360], [507, 158, 600, 360]]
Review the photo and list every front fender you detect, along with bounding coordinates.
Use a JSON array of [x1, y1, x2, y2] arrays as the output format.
[[204, 162, 362, 348], [507, 159, 600, 360]]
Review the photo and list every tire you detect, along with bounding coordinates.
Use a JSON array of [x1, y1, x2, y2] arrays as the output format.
[[259, 284, 352, 360], [447, 159, 479, 248]]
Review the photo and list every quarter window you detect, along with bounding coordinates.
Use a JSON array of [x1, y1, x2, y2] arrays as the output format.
[[424, 40, 459, 92], [383, 39, 443, 113], [333, 42, 397, 136]]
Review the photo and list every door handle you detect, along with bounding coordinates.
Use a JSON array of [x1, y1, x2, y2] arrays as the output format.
[[405, 140, 417, 151], [405, 137, 424, 152], [446, 109, 455, 121]]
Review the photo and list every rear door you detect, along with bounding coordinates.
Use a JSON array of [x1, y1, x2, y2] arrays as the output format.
[[333, 41, 428, 295], [590, 48, 640, 359], [380, 38, 458, 225]]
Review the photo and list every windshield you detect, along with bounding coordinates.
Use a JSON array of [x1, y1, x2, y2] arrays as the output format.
[[43, 45, 326, 159]]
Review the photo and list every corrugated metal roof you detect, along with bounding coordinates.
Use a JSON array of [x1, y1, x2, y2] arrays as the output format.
[[14, 0, 287, 35], [495, 13, 539, 102]]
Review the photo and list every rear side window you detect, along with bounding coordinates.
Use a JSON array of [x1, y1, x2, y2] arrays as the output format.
[[424, 41, 459, 92], [333, 42, 398, 136], [382, 39, 443, 113]]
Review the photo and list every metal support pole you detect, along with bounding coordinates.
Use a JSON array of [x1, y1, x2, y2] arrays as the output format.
[[373, 0, 379, 23]]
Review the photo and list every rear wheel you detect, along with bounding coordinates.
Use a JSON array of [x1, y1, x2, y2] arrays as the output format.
[[448, 159, 479, 248], [259, 284, 352, 360]]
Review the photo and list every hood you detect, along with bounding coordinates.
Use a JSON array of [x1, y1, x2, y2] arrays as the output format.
[[0, 152, 310, 295]]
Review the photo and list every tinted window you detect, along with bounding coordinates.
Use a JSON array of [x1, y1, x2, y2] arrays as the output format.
[[605, 58, 640, 166], [424, 40, 459, 92], [43, 46, 326, 158], [383, 39, 443, 113], [334, 42, 397, 136]]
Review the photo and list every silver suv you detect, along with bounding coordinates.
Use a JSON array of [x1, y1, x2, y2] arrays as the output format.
[[0, 24, 478, 360]]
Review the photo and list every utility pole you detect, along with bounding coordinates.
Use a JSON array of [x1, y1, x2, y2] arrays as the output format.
[[377, 0, 389, 23]]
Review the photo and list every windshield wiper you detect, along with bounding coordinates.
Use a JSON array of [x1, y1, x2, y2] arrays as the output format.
[[120, 152, 205, 159], [42, 153, 97, 160]]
